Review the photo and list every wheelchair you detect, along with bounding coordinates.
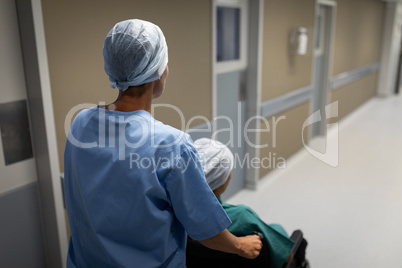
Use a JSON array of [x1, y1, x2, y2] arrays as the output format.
[[186, 230, 309, 268]]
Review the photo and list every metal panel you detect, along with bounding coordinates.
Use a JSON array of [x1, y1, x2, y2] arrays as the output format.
[[0, 100, 33, 165], [0, 182, 46, 268], [216, 71, 246, 200]]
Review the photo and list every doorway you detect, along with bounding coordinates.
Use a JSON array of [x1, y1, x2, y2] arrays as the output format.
[[310, 1, 336, 140], [212, 0, 262, 199], [378, 2, 402, 97], [212, 0, 248, 199], [395, 38, 402, 94]]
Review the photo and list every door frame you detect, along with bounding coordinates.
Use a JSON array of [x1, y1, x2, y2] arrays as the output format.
[[377, 2, 402, 97], [310, 0, 337, 139], [15, 0, 68, 267]]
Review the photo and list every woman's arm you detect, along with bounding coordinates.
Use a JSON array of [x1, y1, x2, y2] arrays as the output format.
[[198, 229, 262, 259]]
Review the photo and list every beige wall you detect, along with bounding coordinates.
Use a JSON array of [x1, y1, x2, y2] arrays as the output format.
[[42, 0, 386, 177], [41, 0, 212, 171], [259, 0, 314, 178], [330, 72, 378, 122], [259, 102, 310, 178], [258, 0, 385, 179], [261, 0, 316, 101], [332, 0, 385, 75], [329, 0, 385, 122]]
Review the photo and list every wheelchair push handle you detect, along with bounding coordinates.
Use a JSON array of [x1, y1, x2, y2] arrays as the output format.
[[251, 231, 265, 241]]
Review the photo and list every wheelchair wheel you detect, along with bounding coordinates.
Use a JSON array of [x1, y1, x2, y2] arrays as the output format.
[[301, 259, 310, 268]]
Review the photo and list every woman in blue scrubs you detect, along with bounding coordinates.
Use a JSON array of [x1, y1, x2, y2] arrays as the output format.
[[64, 19, 262, 268]]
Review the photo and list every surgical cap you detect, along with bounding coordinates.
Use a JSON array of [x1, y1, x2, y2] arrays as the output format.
[[194, 138, 234, 191], [103, 19, 168, 91]]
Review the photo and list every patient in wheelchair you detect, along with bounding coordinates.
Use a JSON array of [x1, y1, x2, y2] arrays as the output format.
[[188, 138, 309, 268]]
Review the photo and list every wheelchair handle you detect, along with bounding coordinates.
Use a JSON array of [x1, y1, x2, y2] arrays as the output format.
[[251, 231, 265, 241]]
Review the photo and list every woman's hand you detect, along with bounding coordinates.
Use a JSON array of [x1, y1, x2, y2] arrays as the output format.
[[198, 229, 262, 259], [236, 235, 262, 259]]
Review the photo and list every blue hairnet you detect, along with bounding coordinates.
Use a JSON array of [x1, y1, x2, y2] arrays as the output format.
[[103, 19, 168, 91]]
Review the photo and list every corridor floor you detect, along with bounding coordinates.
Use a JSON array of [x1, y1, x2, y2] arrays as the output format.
[[227, 94, 402, 267]]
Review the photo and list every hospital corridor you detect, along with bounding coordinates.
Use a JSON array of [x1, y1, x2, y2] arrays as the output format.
[[227, 93, 402, 267], [1, 0, 402, 267]]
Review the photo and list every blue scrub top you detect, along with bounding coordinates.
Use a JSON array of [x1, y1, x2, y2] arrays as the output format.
[[64, 107, 231, 268]]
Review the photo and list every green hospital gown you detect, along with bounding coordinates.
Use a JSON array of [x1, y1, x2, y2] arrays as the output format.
[[218, 197, 294, 268]]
